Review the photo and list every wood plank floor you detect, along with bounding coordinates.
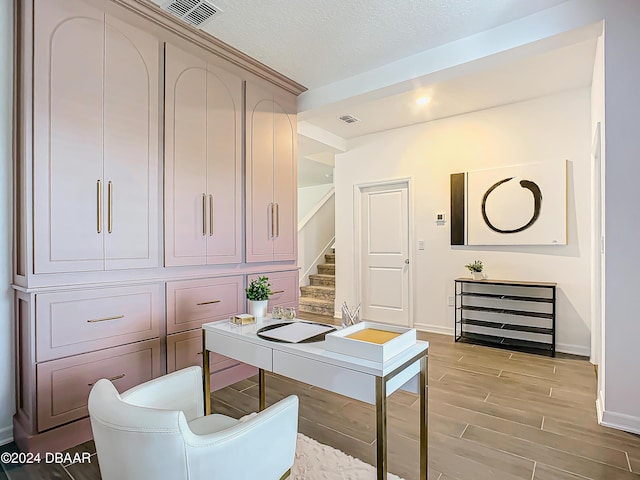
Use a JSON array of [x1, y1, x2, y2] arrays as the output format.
[[2, 313, 639, 479]]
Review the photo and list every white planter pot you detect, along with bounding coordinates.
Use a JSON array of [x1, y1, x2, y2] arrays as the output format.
[[471, 272, 484, 281], [248, 300, 269, 318]]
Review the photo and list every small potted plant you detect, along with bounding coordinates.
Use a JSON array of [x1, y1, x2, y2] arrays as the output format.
[[465, 260, 484, 280], [245, 276, 272, 318]]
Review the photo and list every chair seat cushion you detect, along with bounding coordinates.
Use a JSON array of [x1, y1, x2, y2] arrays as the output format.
[[187, 414, 239, 435]]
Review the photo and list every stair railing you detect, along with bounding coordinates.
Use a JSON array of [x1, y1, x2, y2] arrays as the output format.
[[298, 188, 335, 286]]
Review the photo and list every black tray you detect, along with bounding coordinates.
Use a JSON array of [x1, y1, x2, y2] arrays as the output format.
[[256, 321, 337, 343]]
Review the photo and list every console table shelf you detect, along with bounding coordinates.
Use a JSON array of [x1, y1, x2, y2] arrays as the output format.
[[455, 278, 556, 357]]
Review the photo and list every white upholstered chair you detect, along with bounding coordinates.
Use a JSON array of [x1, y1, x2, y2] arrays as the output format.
[[88, 366, 298, 480]]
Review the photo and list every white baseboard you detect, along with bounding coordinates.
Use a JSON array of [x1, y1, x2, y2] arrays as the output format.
[[596, 391, 604, 424], [599, 406, 640, 435], [555, 342, 590, 357], [413, 323, 454, 336], [0, 424, 13, 446]]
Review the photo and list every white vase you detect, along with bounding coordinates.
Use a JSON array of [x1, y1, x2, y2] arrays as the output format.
[[248, 300, 268, 318], [471, 272, 483, 281]]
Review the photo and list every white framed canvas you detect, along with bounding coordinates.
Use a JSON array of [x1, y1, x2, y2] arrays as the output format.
[[466, 160, 567, 245]]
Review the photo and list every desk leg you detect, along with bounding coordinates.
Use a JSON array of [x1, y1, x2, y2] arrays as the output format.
[[375, 376, 387, 480], [259, 368, 266, 411], [202, 330, 211, 416], [420, 355, 428, 480]]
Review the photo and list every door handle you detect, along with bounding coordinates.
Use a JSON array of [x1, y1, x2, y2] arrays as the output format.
[[275, 203, 280, 237], [209, 194, 214, 236], [202, 193, 207, 236], [97, 180, 102, 234], [107, 181, 113, 233], [270, 203, 275, 238]]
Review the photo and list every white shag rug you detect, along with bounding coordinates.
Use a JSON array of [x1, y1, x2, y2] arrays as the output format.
[[292, 433, 405, 480]]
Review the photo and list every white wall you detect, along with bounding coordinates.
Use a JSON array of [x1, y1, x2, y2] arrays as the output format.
[[599, 0, 640, 434], [298, 183, 333, 222], [335, 89, 592, 355], [0, 0, 14, 444], [298, 193, 335, 287], [590, 33, 605, 400]]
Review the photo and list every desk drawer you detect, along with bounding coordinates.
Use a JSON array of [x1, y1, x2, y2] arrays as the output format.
[[36, 284, 163, 362], [205, 332, 272, 371], [273, 350, 375, 404], [168, 330, 256, 390], [248, 270, 298, 312], [37, 339, 162, 432], [167, 276, 244, 334]]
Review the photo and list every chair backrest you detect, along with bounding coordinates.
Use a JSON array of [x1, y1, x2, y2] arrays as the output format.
[[88, 379, 190, 480]]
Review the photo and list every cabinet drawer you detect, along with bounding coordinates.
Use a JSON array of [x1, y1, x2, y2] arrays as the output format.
[[36, 284, 164, 362], [37, 339, 162, 432], [205, 332, 272, 371], [167, 276, 244, 334], [248, 270, 298, 312], [167, 330, 256, 391]]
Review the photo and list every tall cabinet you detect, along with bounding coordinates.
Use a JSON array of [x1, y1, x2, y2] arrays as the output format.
[[246, 82, 297, 263], [14, 0, 303, 455], [32, 0, 160, 273], [164, 43, 243, 266]]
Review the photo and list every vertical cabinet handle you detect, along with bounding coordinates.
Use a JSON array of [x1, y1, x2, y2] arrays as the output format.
[[107, 181, 113, 233], [275, 203, 280, 237], [270, 203, 275, 238], [209, 194, 214, 236], [202, 193, 207, 236], [97, 180, 102, 233]]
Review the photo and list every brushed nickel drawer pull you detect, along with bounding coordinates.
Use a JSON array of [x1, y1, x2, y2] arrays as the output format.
[[272, 290, 284, 294], [97, 180, 102, 233], [202, 193, 207, 236], [88, 373, 125, 387], [87, 314, 125, 323], [107, 181, 113, 233], [197, 300, 221, 306]]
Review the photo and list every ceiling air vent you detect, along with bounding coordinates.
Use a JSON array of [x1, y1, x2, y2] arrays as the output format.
[[338, 114, 360, 124], [163, 0, 222, 27]]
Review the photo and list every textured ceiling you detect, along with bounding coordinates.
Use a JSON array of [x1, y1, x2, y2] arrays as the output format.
[[153, 0, 570, 89]]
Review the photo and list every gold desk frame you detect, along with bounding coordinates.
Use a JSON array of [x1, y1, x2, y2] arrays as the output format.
[[202, 330, 428, 480]]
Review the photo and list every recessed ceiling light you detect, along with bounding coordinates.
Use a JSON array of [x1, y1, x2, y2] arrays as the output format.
[[416, 96, 431, 106]]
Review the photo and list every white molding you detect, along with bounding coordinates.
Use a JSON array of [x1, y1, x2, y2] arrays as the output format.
[[299, 237, 335, 286], [353, 178, 412, 325], [599, 407, 640, 436], [298, 188, 335, 231], [0, 424, 13, 446], [414, 323, 454, 336], [596, 390, 604, 424], [556, 342, 590, 357]]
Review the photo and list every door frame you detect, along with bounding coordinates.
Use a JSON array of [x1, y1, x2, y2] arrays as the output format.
[[353, 178, 414, 327]]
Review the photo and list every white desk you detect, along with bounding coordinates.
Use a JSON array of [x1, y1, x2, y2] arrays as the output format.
[[202, 319, 429, 480]]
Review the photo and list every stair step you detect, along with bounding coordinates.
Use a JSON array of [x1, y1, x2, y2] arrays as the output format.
[[309, 274, 335, 287], [317, 263, 335, 275], [324, 253, 335, 264], [299, 297, 335, 316], [300, 285, 335, 301]]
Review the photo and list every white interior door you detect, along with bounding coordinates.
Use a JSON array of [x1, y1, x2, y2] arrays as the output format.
[[360, 183, 410, 326]]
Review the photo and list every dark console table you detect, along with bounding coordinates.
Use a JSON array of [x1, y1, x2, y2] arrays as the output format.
[[454, 278, 556, 356]]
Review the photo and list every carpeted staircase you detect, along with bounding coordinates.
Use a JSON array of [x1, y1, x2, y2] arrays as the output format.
[[299, 251, 335, 317]]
